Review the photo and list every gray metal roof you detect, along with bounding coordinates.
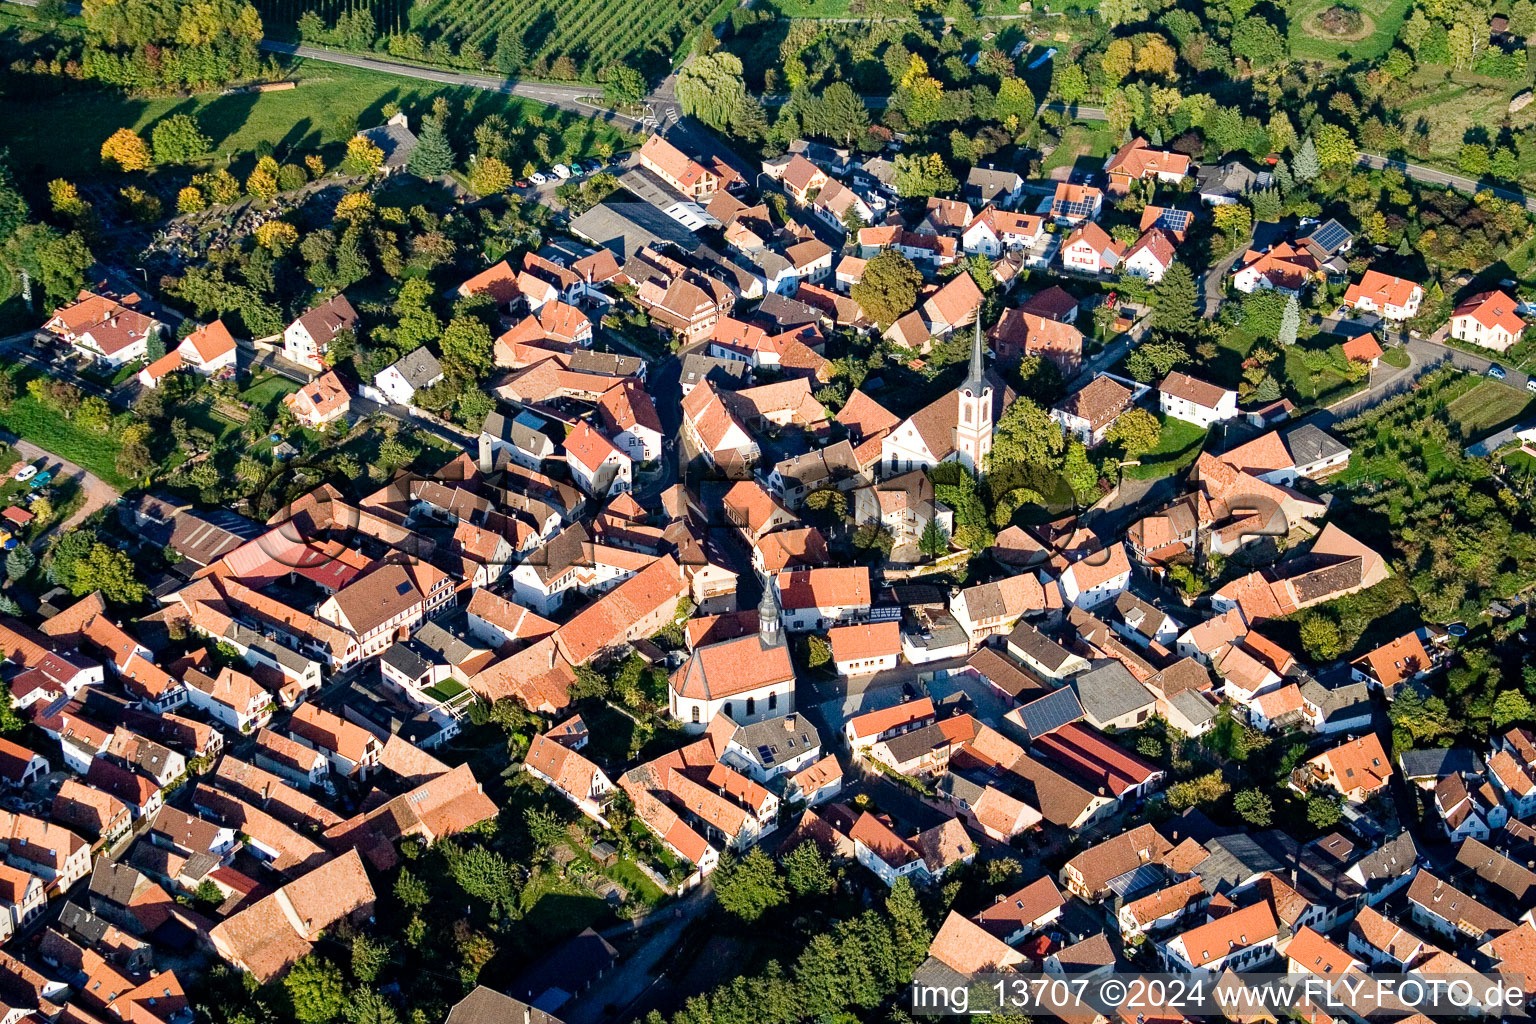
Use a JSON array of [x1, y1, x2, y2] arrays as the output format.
[[1169, 688, 1217, 727], [1398, 748, 1485, 779], [1070, 661, 1155, 722], [381, 642, 431, 680], [1282, 422, 1351, 466], [570, 202, 698, 261]]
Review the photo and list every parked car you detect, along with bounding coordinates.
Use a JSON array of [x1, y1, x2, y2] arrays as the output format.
[[530, 172, 548, 185], [515, 180, 529, 189], [552, 163, 572, 179], [1488, 364, 1507, 380], [12, 463, 37, 483], [29, 470, 53, 490]]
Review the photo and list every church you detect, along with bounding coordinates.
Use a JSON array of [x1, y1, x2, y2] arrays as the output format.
[[880, 317, 1008, 477], [668, 587, 797, 733]]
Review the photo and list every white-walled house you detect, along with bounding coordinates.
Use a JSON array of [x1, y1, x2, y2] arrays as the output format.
[[1451, 290, 1527, 352], [283, 294, 359, 371], [1158, 371, 1238, 428], [373, 348, 445, 406], [1344, 271, 1422, 321], [1058, 545, 1132, 608], [564, 420, 632, 499]]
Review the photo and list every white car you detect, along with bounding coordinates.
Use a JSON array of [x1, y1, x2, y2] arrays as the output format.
[[530, 172, 548, 185], [552, 164, 572, 179], [12, 464, 37, 483]]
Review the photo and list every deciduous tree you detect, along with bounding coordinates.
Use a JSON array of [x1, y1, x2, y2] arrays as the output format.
[[101, 128, 150, 171], [850, 249, 922, 327]]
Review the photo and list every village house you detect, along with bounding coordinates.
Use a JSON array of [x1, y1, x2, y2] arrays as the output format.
[[1344, 270, 1423, 321], [1158, 371, 1238, 428], [282, 294, 358, 371], [284, 370, 351, 428], [1451, 289, 1526, 352]]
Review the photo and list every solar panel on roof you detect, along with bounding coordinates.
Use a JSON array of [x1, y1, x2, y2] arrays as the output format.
[[1308, 220, 1350, 253], [1107, 862, 1166, 899], [1017, 686, 1084, 740], [1055, 197, 1095, 219]]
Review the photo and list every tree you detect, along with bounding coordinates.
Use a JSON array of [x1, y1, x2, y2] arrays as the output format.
[[1313, 124, 1357, 169], [4, 224, 94, 304], [1105, 407, 1161, 457], [246, 156, 279, 200], [440, 316, 494, 379], [815, 82, 870, 146], [284, 955, 346, 1024], [1231, 15, 1287, 66], [1212, 202, 1252, 248], [713, 848, 787, 922], [255, 220, 299, 254], [407, 115, 455, 178], [892, 152, 957, 198], [805, 634, 831, 668], [850, 249, 922, 327], [783, 842, 834, 897], [5, 545, 34, 582], [1234, 788, 1273, 827], [151, 114, 211, 164], [1168, 770, 1230, 809], [343, 136, 385, 176], [1458, 142, 1491, 177], [918, 519, 949, 559], [343, 989, 397, 1024], [1493, 690, 1535, 728], [1293, 135, 1321, 182], [1052, 64, 1090, 106], [0, 687, 22, 735], [49, 180, 88, 220], [69, 543, 148, 604], [469, 157, 513, 196], [449, 843, 516, 913], [992, 397, 1064, 468], [1278, 294, 1300, 345], [494, 32, 526, 74], [603, 64, 647, 109], [1299, 614, 1342, 660], [100, 128, 150, 171], [1307, 796, 1342, 829], [1151, 262, 1199, 335], [676, 52, 751, 134]]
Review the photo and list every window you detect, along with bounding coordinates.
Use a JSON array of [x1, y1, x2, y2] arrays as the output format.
[[724, 702, 733, 718], [691, 706, 700, 724], [768, 692, 778, 710], [746, 697, 756, 715]]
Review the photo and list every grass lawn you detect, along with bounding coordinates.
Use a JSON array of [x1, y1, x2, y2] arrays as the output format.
[[0, 37, 633, 182], [518, 869, 612, 939], [1287, 0, 1411, 61], [0, 364, 129, 487], [1042, 124, 1119, 175], [1381, 346, 1411, 369], [1395, 71, 1530, 166], [1123, 415, 1209, 480], [1445, 379, 1534, 438], [1503, 447, 1536, 472]]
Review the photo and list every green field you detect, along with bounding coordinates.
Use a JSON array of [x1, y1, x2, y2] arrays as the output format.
[[1042, 124, 1119, 175], [0, 366, 129, 488], [1123, 415, 1209, 480], [1287, 0, 1412, 61], [0, 42, 632, 181], [1446, 379, 1534, 438]]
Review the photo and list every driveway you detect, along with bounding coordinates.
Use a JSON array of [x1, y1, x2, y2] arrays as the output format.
[[5, 438, 121, 541]]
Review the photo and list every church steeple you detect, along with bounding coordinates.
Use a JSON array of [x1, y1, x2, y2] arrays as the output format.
[[757, 582, 781, 645], [965, 314, 985, 392]]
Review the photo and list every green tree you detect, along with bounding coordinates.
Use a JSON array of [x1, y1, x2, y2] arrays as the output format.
[[992, 397, 1064, 468], [69, 543, 148, 604], [151, 114, 212, 164], [1299, 614, 1342, 660], [918, 519, 949, 559], [439, 315, 494, 380], [815, 81, 871, 146], [5, 545, 34, 582], [350, 934, 392, 984], [407, 115, 455, 179], [603, 65, 647, 109], [1306, 796, 1342, 829], [1293, 135, 1321, 182], [676, 51, 751, 134], [805, 634, 831, 668], [469, 157, 513, 196], [1493, 690, 1535, 728], [284, 956, 346, 1024], [494, 32, 526, 74], [1105, 407, 1161, 457], [343, 989, 398, 1024], [449, 843, 517, 914], [192, 879, 223, 907], [3, 225, 93, 304], [1233, 788, 1273, 827], [1313, 124, 1357, 169], [892, 152, 957, 197], [1231, 15, 1287, 66], [850, 249, 922, 328], [393, 868, 430, 910], [783, 842, 834, 897], [713, 847, 787, 922], [0, 688, 22, 735], [1168, 770, 1230, 809], [886, 877, 933, 981], [1053, 63, 1090, 105], [1151, 262, 1199, 335]]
